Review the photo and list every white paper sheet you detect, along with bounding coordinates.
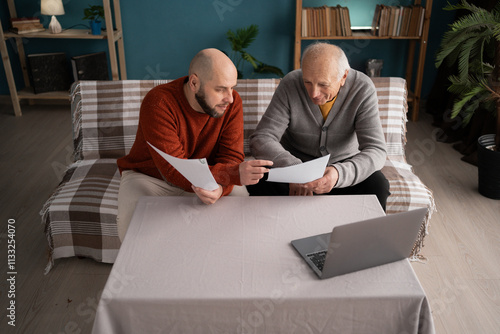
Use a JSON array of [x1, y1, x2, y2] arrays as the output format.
[[267, 154, 330, 183], [147, 142, 219, 191]]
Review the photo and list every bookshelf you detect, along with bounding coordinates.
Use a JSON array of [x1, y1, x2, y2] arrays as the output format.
[[0, 0, 127, 117], [294, 0, 433, 121]]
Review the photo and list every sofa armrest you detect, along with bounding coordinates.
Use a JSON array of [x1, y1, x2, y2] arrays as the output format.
[[371, 77, 407, 161]]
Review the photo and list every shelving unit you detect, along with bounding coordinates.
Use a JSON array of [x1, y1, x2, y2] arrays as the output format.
[[0, 0, 126, 116], [294, 0, 432, 121]]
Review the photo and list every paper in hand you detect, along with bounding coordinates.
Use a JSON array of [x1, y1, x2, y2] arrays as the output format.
[[267, 154, 330, 184], [147, 142, 219, 191]]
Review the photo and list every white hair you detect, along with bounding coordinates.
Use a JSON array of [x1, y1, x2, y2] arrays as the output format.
[[301, 42, 350, 81]]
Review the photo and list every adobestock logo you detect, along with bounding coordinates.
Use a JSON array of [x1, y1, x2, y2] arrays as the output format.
[[213, 0, 243, 22]]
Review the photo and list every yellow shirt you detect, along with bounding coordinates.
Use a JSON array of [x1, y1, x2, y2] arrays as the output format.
[[319, 96, 337, 120]]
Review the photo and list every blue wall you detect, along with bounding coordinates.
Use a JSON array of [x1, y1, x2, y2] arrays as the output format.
[[1, 0, 455, 99]]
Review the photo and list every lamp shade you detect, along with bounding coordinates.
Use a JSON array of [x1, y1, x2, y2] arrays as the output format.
[[41, 0, 65, 16]]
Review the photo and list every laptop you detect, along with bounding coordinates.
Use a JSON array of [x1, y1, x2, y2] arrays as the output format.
[[291, 208, 427, 279]]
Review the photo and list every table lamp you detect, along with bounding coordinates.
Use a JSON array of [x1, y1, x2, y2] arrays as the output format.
[[41, 0, 65, 34]]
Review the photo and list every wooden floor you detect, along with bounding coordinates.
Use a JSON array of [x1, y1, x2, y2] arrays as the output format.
[[406, 113, 500, 334], [0, 103, 499, 333]]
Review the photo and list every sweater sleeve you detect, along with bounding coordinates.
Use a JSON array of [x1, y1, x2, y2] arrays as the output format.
[[141, 88, 197, 192], [249, 74, 303, 167], [331, 79, 387, 188]]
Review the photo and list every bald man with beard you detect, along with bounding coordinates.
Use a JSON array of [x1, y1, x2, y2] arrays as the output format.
[[116, 48, 272, 241]]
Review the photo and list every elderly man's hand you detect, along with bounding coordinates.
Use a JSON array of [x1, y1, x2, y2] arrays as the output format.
[[302, 166, 339, 194], [289, 183, 314, 196], [239, 160, 273, 186]]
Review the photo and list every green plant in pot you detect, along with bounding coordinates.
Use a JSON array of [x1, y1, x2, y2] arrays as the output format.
[[435, 0, 500, 199], [226, 24, 284, 79], [83, 4, 104, 35]]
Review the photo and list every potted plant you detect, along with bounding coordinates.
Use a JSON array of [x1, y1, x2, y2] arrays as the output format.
[[83, 4, 104, 35], [435, 0, 500, 199], [226, 24, 284, 79]]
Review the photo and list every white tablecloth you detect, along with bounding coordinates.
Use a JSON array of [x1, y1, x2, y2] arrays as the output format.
[[93, 195, 434, 334]]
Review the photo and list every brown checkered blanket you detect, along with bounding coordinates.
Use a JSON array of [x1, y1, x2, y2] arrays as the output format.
[[41, 78, 435, 273]]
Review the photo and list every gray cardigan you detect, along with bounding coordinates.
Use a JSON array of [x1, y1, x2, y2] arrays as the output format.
[[249, 69, 387, 188]]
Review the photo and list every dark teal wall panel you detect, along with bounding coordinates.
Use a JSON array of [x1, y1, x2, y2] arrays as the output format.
[[0, 0, 454, 99]]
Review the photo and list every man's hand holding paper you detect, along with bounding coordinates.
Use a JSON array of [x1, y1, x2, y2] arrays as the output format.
[[288, 164, 338, 196], [266, 155, 330, 184], [303, 166, 339, 194], [147, 142, 219, 191]]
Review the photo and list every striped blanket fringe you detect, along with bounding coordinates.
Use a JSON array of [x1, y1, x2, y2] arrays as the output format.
[[409, 188, 436, 263]]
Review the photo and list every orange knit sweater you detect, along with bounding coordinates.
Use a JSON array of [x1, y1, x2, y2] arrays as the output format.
[[117, 76, 244, 196]]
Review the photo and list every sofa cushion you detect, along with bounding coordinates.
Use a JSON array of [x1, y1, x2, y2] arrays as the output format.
[[234, 79, 281, 154], [71, 80, 170, 160], [41, 158, 121, 272]]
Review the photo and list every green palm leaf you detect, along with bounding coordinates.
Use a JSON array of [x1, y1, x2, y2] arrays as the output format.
[[237, 25, 259, 50], [225, 24, 283, 79], [254, 63, 285, 77], [241, 51, 258, 69], [435, 0, 500, 134], [226, 25, 259, 53], [436, 0, 500, 72]]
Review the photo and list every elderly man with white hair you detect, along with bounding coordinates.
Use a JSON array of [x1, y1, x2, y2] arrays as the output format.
[[248, 42, 390, 210]]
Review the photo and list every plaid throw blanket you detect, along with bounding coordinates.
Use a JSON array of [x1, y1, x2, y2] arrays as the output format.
[[41, 78, 435, 272]]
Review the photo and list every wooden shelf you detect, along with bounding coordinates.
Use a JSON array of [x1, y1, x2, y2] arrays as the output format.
[[300, 32, 422, 40], [294, 0, 432, 121], [0, 0, 126, 116], [17, 88, 70, 100], [4, 28, 123, 41]]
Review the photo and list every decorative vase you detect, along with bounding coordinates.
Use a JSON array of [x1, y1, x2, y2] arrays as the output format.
[[477, 134, 500, 199], [90, 20, 101, 35], [48, 15, 62, 34]]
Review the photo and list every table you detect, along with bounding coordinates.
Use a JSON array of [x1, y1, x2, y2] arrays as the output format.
[[92, 195, 435, 334]]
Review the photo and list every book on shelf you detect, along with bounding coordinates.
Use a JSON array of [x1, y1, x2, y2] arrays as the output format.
[[9, 25, 45, 34], [71, 52, 110, 81], [372, 4, 424, 37], [343, 6, 352, 36], [301, 5, 351, 37], [371, 5, 382, 36], [9, 17, 45, 34], [10, 17, 40, 25], [408, 5, 425, 37], [27, 52, 72, 94]]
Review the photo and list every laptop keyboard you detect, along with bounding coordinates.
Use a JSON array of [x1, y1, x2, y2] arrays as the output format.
[[307, 250, 327, 271]]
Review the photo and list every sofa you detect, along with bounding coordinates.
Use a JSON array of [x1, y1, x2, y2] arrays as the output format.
[[41, 77, 435, 273]]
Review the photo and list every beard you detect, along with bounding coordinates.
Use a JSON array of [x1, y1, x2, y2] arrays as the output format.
[[195, 88, 224, 119]]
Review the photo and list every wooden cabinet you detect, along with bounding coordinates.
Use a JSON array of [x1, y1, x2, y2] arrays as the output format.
[[294, 0, 432, 121], [0, 0, 126, 116]]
